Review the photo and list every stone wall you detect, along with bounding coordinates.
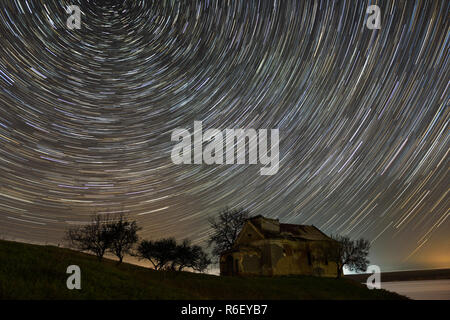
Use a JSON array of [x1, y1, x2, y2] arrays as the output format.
[[220, 239, 338, 277]]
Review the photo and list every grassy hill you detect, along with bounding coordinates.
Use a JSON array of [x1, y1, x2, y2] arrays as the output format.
[[0, 239, 405, 300]]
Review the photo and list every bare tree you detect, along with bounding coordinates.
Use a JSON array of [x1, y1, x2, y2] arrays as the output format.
[[323, 235, 371, 278], [208, 207, 250, 258], [136, 238, 211, 272], [136, 238, 178, 270], [65, 214, 112, 261], [190, 247, 211, 272], [107, 214, 140, 264], [170, 239, 191, 271], [172, 239, 211, 272]]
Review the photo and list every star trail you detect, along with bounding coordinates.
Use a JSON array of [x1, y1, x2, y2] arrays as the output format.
[[0, 0, 448, 271]]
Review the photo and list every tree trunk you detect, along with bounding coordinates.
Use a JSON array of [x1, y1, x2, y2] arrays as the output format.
[[336, 265, 343, 278]]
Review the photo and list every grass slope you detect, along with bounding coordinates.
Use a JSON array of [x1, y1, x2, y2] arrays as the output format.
[[0, 240, 405, 300]]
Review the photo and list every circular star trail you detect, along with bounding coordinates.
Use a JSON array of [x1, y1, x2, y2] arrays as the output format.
[[0, 0, 448, 270]]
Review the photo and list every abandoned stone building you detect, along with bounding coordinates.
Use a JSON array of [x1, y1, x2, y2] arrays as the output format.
[[220, 215, 338, 277]]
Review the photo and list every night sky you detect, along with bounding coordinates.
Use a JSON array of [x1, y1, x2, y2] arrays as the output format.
[[0, 0, 448, 272]]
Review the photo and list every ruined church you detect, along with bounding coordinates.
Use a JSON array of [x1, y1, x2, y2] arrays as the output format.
[[220, 215, 338, 277]]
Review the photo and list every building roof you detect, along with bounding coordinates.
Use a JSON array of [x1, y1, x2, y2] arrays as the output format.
[[279, 223, 332, 241], [220, 216, 335, 256], [247, 215, 333, 241]]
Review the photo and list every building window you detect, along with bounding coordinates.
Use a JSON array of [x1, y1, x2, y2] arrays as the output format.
[[307, 251, 312, 265]]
